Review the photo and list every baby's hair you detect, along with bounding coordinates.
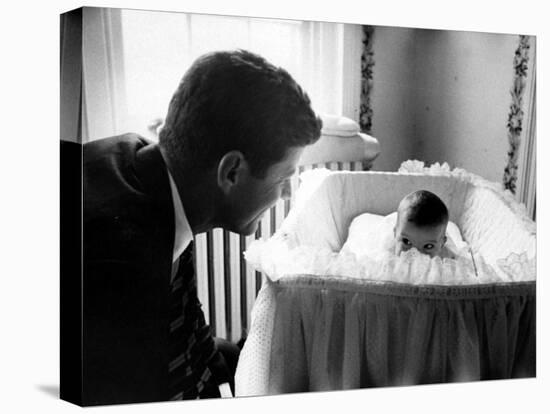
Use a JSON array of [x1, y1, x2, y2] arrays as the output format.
[[397, 190, 449, 227]]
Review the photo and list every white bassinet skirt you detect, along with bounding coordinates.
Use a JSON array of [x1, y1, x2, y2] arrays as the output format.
[[235, 162, 536, 396]]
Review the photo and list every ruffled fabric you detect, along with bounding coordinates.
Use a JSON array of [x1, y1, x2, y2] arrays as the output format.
[[236, 163, 536, 396], [235, 276, 535, 396], [245, 161, 536, 286], [245, 233, 505, 286], [497, 252, 536, 282]]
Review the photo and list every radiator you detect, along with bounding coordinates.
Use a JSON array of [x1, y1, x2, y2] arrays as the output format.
[[195, 161, 365, 342]]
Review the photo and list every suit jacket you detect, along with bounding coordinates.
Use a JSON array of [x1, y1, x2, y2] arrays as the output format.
[[82, 134, 221, 405]]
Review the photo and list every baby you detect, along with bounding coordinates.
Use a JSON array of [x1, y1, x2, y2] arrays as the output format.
[[393, 190, 454, 259], [342, 190, 463, 260]]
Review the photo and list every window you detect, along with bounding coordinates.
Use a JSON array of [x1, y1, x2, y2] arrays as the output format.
[[82, 8, 362, 141]]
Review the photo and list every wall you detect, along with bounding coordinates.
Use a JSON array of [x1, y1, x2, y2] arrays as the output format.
[[370, 26, 417, 172], [413, 29, 518, 182], [370, 26, 521, 184]]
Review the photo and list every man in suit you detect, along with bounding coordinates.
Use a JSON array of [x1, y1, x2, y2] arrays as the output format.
[[82, 50, 322, 405]]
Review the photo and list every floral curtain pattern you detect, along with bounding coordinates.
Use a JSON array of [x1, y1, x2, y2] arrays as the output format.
[[503, 35, 531, 193], [359, 26, 375, 134]]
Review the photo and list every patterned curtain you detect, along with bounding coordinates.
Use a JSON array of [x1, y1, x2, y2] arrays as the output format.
[[503, 35, 531, 194], [359, 26, 374, 134]]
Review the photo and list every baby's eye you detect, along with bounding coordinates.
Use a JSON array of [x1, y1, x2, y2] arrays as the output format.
[[424, 243, 435, 250], [402, 238, 411, 246]]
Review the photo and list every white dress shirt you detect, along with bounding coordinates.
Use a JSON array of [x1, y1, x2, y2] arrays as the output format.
[[167, 171, 193, 282], [166, 169, 233, 398]]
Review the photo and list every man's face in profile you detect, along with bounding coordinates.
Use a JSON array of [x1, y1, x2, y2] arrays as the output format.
[[223, 146, 303, 236]]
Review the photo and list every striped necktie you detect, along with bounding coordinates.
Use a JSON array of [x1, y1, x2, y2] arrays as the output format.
[[167, 242, 217, 400]]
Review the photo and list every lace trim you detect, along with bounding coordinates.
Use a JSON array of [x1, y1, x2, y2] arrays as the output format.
[[244, 232, 535, 286], [245, 161, 536, 287], [497, 252, 536, 281]]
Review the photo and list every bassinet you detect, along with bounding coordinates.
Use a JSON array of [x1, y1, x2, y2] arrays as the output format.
[[235, 162, 536, 396]]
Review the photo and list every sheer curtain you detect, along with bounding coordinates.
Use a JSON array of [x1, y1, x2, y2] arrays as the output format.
[[82, 8, 362, 142], [516, 46, 536, 221]]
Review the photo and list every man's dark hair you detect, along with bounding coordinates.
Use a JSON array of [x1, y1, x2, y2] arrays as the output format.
[[397, 190, 449, 227], [159, 49, 322, 178]]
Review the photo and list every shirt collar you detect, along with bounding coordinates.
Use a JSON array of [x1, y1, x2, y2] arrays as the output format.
[[167, 171, 193, 263]]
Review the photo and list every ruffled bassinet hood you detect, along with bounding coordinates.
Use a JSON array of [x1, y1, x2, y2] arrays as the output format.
[[245, 161, 536, 286]]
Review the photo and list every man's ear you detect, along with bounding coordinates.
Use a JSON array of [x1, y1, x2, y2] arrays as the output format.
[[217, 151, 247, 194], [442, 235, 447, 246]]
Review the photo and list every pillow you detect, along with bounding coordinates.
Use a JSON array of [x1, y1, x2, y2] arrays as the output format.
[[320, 114, 360, 137]]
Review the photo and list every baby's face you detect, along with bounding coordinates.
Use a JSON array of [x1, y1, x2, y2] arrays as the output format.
[[394, 219, 447, 258]]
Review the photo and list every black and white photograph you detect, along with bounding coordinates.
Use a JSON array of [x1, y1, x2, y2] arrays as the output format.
[[60, 3, 538, 406], [2, 0, 547, 413]]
